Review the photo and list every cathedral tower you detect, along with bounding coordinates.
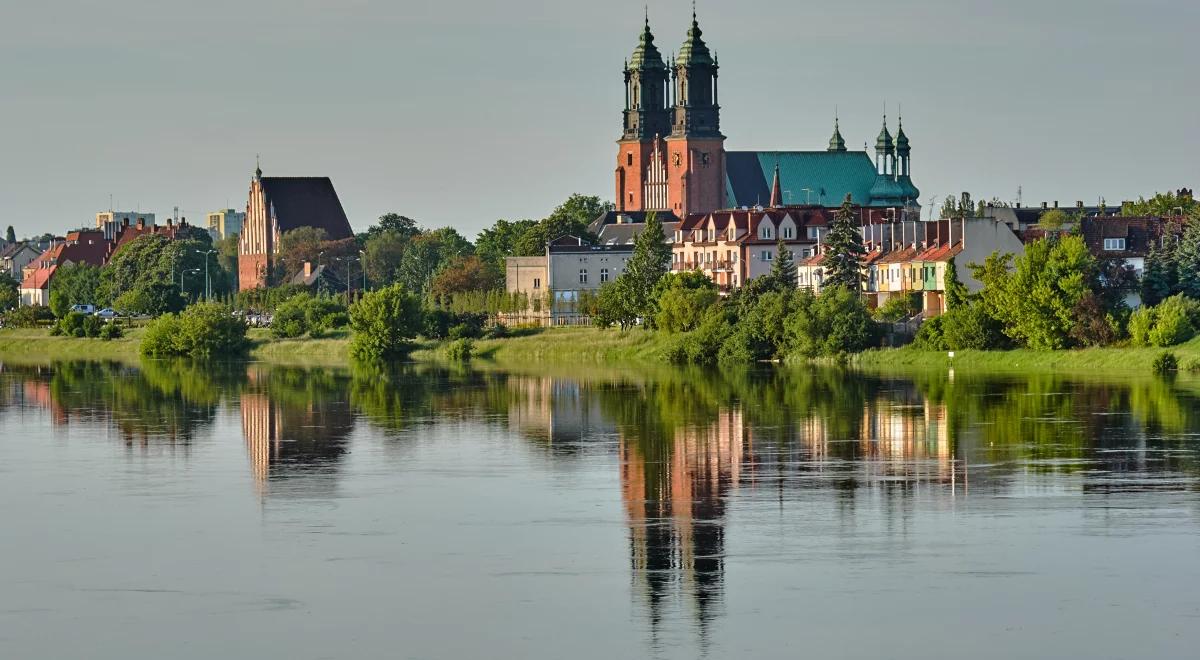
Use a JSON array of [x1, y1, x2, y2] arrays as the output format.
[[664, 8, 725, 216], [615, 15, 672, 212]]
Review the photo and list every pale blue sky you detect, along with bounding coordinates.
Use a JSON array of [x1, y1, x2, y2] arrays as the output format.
[[2, 0, 1196, 239]]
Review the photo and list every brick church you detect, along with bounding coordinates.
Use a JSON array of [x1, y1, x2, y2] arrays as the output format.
[[615, 11, 920, 217]]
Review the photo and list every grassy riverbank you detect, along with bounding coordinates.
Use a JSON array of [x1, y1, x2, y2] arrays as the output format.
[[855, 336, 1200, 373], [4, 324, 1198, 374]]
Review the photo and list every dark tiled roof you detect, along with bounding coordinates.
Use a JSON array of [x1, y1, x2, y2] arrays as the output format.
[[262, 177, 353, 239], [1080, 216, 1181, 259], [589, 210, 680, 235]]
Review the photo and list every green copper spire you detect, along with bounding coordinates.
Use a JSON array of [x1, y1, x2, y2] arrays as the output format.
[[875, 115, 894, 154], [676, 3, 714, 67], [629, 11, 666, 70], [894, 117, 911, 157], [828, 116, 847, 153]]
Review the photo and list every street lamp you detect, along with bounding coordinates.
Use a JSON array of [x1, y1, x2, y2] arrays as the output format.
[[180, 268, 201, 302], [359, 249, 368, 292], [335, 255, 359, 304], [196, 249, 217, 300]]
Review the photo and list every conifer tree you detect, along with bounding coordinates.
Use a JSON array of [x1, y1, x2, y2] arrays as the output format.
[[763, 238, 796, 292], [823, 194, 866, 291], [619, 212, 671, 320], [4, 226, 14, 244]]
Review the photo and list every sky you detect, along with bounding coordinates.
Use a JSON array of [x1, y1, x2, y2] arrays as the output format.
[[2, 0, 1198, 240]]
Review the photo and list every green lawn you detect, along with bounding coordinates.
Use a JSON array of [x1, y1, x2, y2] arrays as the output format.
[[856, 336, 1200, 374]]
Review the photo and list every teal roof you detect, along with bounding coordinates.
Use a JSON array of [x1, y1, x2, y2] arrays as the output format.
[[629, 18, 666, 70], [726, 151, 884, 207], [676, 14, 714, 67]]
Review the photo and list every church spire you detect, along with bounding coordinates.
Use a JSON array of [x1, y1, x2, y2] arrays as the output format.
[[828, 115, 847, 153], [769, 161, 783, 208], [254, 154, 262, 181]]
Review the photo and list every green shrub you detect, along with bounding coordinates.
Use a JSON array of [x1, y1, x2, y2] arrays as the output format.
[[913, 315, 947, 350], [349, 284, 423, 361], [655, 284, 719, 332], [3, 305, 54, 328], [785, 286, 877, 358], [483, 323, 509, 339], [140, 303, 247, 358], [1152, 351, 1178, 374], [444, 338, 474, 361], [1184, 358, 1200, 373], [1128, 306, 1155, 346], [272, 295, 311, 338], [98, 322, 123, 341], [1148, 295, 1196, 347], [872, 293, 920, 323], [54, 311, 103, 338], [942, 304, 1010, 350]]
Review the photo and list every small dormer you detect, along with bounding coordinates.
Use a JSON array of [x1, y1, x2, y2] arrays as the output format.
[[759, 219, 774, 241]]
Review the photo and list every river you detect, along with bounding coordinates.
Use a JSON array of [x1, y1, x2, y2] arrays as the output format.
[[1, 361, 1199, 659]]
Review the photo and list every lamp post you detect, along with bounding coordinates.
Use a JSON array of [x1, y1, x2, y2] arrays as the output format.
[[335, 255, 359, 304], [180, 268, 201, 303], [359, 249, 367, 292], [196, 249, 217, 300]]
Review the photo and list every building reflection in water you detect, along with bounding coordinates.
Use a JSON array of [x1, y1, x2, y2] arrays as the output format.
[[620, 409, 745, 643], [239, 366, 355, 497]]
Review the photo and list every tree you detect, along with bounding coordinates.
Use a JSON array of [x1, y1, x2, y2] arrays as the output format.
[[972, 234, 1098, 349], [1142, 240, 1178, 307], [349, 284, 423, 361], [140, 302, 248, 358], [1121, 190, 1198, 218], [475, 218, 537, 270], [784, 286, 876, 357], [5, 226, 14, 244], [654, 271, 719, 332], [101, 234, 227, 313], [216, 234, 240, 291], [823, 194, 866, 291], [366, 213, 421, 241], [0, 273, 18, 311], [363, 229, 410, 286], [512, 194, 611, 256], [49, 263, 102, 317], [610, 212, 671, 325], [397, 228, 473, 296], [593, 279, 638, 330], [760, 239, 797, 292], [1038, 209, 1070, 230], [428, 255, 501, 298], [944, 258, 969, 309]]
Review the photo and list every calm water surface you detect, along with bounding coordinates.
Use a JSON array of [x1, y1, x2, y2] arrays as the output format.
[[2, 361, 1200, 659]]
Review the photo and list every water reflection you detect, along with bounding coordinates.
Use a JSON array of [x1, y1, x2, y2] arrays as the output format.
[[3, 360, 1200, 656]]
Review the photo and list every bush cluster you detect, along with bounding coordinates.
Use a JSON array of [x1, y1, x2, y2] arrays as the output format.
[[1129, 295, 1200, 348], [1, 305, 54, 328], [349, 284, 423, 361], [140, 303, 248, 359], [271, 293, 349, 339], [50, 312, 104, 338]]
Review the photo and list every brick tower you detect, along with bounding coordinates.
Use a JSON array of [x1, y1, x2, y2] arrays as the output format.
[[615, 14, 672, 212], [665, 9, 725, 216]]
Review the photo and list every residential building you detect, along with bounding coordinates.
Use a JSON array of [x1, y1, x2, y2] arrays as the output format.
[[799, 217, 1025, 317], [614, 14, 920, 218], [546, 235, 634, 321], [0, 242, 41, 280], [238, 164, 354, 291], [206, 209, 245, 241], [19, 230, 109, 306], [1079, 215, 1185, 308], [109, 217, 192, 254], [96, 211, 155, 241]]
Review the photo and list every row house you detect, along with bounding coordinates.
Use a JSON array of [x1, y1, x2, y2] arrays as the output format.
[[800, 217, 1024, 317], [19, 230, 110, 306], [671, 206, 837, 291]]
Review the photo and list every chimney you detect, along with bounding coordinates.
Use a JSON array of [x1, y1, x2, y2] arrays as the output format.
[[1053, 201, 1059, 209], [1041, 202, 1048, 210], [1077, 201, 1084, 210], [136, 219, 144, 230], [167, 218, 174, 227], [303, 261, 313, 278]]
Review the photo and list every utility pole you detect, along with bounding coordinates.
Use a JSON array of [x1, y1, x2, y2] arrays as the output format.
[[196, 249, 217, 300]]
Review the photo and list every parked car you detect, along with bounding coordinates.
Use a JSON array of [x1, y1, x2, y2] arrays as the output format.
[[69, 304, 96, 315], [94, 308, 120, 320]]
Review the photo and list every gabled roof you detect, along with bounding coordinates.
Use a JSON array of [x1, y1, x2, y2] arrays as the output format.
[[726, 151, 882, 208], [20, 231, 109, 290], [0, 241, 38, 261], [1080, 216, 1180, 259], [261, 177, 353, 239]]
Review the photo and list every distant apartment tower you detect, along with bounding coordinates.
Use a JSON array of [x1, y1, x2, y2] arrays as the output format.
[[96, 211, 155, 241], [206, 209, 245, 241], [238, 164, 354, 290]]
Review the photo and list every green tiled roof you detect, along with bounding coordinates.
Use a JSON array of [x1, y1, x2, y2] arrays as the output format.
[[676, 14, 714, 67], [726, 151, 883, 207], [629, 18, 666, 70]]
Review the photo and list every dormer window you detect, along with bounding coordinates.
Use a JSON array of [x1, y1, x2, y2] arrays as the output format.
[[761, 226, 773, 240], [707, 228, 715, 241], [1103, 238, 1126, 251], [782, 226, 794, 239]]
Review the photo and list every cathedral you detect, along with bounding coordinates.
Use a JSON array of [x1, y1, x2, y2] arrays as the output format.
[[615, 11, 920, 216]]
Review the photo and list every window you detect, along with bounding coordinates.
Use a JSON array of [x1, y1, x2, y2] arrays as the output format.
[[1104, 238, 1126, 251], [600, 268, 610, 282], [802, 248, 812, 259], [807, 226, 820, 239], [783, 226, 794, 239], [627, 153, 633, 167], [708, 228, 715, 241], [533, 278, 541, 289], [579, 269, 588, 284], [761, 226, 773, 240], [761, 250, 773, 261]]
